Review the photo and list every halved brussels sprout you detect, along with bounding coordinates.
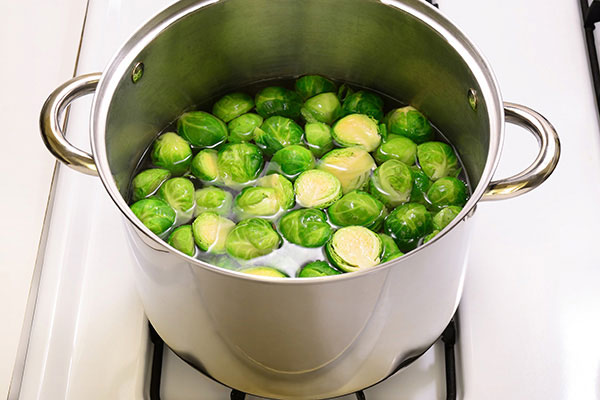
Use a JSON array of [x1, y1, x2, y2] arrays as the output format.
[[342, 90, 384, 121], [368, 160, 413, 207], [433, 206, 463, 231], [158, 177, 196, 224], [427, 177, 468, 210], [326, 226, 383, 272], [194, 187, 233, 217], [295, 75, 337, 100], [332, 114, 381, 152], [297, 261, 342, 277], [328, 190, 386, 231], [384, 203, 433, 252], [257, 174, 295, 210], [192, 212, 235, 253], [191, 149, 219, 181], [177, 111, 228, 148], [417, 141, 461, 181], [254, 116, 304, 155], [130, 198, 176, 236], [151, 132, 192, 175], [378, 233, 403, 263], [409, 166, 432, 205], [212, 92, 254, 123], [385, 106, 434, 144], [217, 143, 264, 185], [301, 92, 342, 125], [305, 122, 334, 158], [271, 145, 316, 179], [279, 208, 333, 248], [225, 218, 282, 260], [131, 168, 171, 202], [294, 169, 342, 209], [337, 83, 354, 103], [374, 136, 417, 165], [227, 113, 263, 143], [423, 230, 440, 244], [255, 86, 302, 119], [168, 225, 196, 256], [318, 147, 376, 194], [234, 187, 280, 218], [241, 266, 288, 278]]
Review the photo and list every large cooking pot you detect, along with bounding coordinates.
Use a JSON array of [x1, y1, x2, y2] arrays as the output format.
[[40, 0, 560, 398]]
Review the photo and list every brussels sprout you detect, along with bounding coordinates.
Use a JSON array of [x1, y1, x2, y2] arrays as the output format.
[[271, 145, 316, 179], [158, 177, 196, 224], [131, 168, 171, 202], [217, 143, 264, 185], [342, 90, 384, 121], [255, 86, 302, 119], [378, 123, 388, 141], [279, 208, 333, 248], [423, 230, 440, 244], [225, 218, 282, 260], [384, 203, 433, 252], [151, 132, 192, 175], [234, 187, 280, 218], [257, 174, 295, 210], [294, 169, 342, 209], [301, 93, 342, 125], [427, 177, 468, 210], [227, 113, 263, 143], [374, 136, 417, 165], [191, 149, 219, 181], [337, 83, 355, 103], [318, 147, 376, 194], [305, 122, 334, 158], [130, 198, 176, 236], [386, 106, 434, 144], [328, 190, 386, 231], [254, 116, 304, 155], [177, 111, 228, 148], [297, 261, 342, 277], [326, 226, 383, 272], [192, 212, 235, 253], [433, 206, 463, 231], [331, 114, 381, 152], [212, 92, 254, 123], [194, 187, 233, 217], [378, 233, 403, 263], [409, 166, 432, 205], [368, 160, 413, 207], [416, 141, 461, 181], [207, 254, 241, 270], [241, 266, 288, 278], [295, 75, 337, 100], [168, 225, 196, 256]]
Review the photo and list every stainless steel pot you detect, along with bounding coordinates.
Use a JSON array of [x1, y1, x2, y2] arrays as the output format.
[[40, 0, 560, 398]]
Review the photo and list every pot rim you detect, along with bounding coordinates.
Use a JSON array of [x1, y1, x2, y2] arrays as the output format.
[[90, 0, 504, 284]]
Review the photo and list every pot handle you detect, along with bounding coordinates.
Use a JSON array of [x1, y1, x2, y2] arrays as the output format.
[[40, 73, 102, 176], [481, 102, 560, 201]]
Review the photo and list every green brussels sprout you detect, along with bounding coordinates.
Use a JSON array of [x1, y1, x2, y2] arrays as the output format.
[[255, 86, 302, 119], [326, 226, 383, 272], [427, 177, 468, 210], [295, 75, 337, 100], [206, 254, 241, 270], [297, 261, 342, 277], [168, 225, 196, 256], [342, 90, 384, 121], [234, 187, 280, 218], [294, 169, 342, 209], [227, 113, 263, 143], [409, 166, 432, 205], [194, 187, 233, 217], [378, 233, 403, 263], [318, 147, 376, 194], [271, 145, 316, 179], [257, 174, 295, 210], [158, 177, 196, 224], [279, 208, 333, 248], [305, 122, 334, 158], [433, 206, 463, 231], [177, 111, 228, 148], [241, 266, 288, 278], [254, 116, 304, 155], [131, 168, 171, 202], [301, 93, 342, 125], [384, 203, 433, 252], [386, 106, 434, 144], [423, 230, 440, 244], [328, 190, 386, 231], [337, 83, 355, 103], [331, 114, 381, 152], [191, 149, 219, 181], [151, 132, 192, 175], [225, 218, 282, 260], [378, 123, 388, 141], [212, 92, 254, 123], [374, 136, 417, 165], [217, 143, 264, 185], [130, 198, 176, 236], [416, 141, 461, 181], [192, 212, 235, 253], [368, 160, 413, 207]]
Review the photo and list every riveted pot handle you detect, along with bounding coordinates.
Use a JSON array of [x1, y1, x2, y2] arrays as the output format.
[[40, 73, 102, 176], [481, 102, 560, 201]]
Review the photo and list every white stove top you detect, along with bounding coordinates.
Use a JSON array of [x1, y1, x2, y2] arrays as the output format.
[[11, 1, 600, 399]]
